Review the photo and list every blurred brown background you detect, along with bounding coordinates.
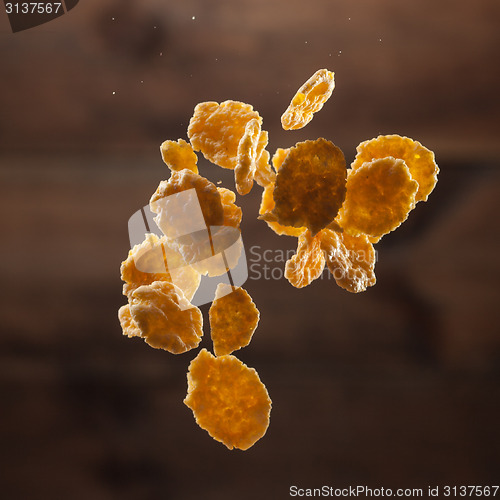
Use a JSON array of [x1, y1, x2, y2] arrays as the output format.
[[1, 1, 499, 499]]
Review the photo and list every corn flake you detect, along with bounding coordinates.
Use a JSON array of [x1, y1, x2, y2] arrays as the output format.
[[268, 138, 347, 236], [235, 118, 261, 195], [209, 283, 260, 356], [188, 101, 262, 170], [150, 169, 224, 238], [129, 280, 203, 354], [281, 69, 335, 130], [339, 157, 418, 239], [184, 349, 271, 450], [320, 229, 376, 293], [160, 138, 198, 174], [120, 234, 201, 301], [352, 135, 438, 202], [285, 231, 326, 288]]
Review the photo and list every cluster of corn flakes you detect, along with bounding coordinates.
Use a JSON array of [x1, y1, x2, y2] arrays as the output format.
[[120, 121, 270, 450], [119, 68, 438, 450], [260, 70, 438, 292]]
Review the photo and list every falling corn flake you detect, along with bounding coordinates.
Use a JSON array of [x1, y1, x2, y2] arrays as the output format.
[[188, 100, 262, 170], [209, 284, 260, 356], [351, 134, 439, 202], [128, 281, 203, 354], [120, 233, 201, 301], [339, 157, 419, 239], [320, 229, 376, 293], [160, 139, 199, 174], [184, 349, 271, 450], [150, 169, 224, 235], [285, 231, 326, 288], [269, 138, 347, 236], [281, 69, 335, 130]]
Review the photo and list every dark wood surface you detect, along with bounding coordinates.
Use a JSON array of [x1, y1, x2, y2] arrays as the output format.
[[0, 1, 499, 498]]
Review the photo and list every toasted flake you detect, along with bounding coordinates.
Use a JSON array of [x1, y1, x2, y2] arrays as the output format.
[[188, 100, 262, 170], [269, 138, 347, 235], [129, 281, 203, 354], [285, 231, 326, 288], [120, 234, 201, 301], [339, 157, 418, 239], [150, 169, 224, 239], [320, 229, 376, 293], [352, 135, 438, 202], [184, 349, 271, 450], [160, 139, 198, 174], [209, 284, 260, 356], [281, 69, 335, 130]]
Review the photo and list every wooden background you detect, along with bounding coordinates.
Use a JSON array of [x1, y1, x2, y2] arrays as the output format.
[[0, 1, 499, 499]]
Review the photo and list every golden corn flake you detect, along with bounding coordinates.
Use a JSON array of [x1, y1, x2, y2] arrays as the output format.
[[254, 130, 276, 188], [319, 229, 376, 293], [339, 157, 418, 239], [129, 281, 203, 354], [209, 283, 260, 356], [281, 69, 335, 130], [160, 138, 198, 174], [120, 234, 201, 301], [259, 182, 305, 237], [188, 100, 262, 170], [284, 231, 326, 288], [150, 169, 224, 236], [352, 135, 438, 202], [184, 349, 271, 450], [218, 187, 242, 228], [268, 138, 347, 236], [118, 304, 141, 338], [235, 118, 261, 195]]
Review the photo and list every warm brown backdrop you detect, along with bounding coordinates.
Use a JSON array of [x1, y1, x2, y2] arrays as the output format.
[[1, 1, 499, 499]]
